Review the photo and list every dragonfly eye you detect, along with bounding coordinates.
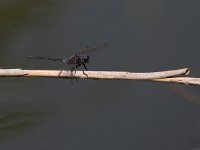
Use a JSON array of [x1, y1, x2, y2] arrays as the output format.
[[84, 56, 89, 63]]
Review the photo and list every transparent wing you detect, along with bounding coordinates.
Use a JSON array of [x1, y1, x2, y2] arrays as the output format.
[[76, 43, 108, 54]]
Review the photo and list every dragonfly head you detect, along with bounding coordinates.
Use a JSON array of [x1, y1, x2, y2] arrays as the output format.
[[83, 56, 89, 63]]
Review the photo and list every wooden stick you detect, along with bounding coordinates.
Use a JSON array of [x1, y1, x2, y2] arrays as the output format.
[[0, 68, 198, 86], [0, 68, 189, 79], [152, 77, 200, 86]]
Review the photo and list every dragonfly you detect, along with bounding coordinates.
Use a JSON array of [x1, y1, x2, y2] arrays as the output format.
[[26, 43, 108, 77]]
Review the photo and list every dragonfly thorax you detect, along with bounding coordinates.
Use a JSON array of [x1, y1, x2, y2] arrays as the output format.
[[66, 55, 89, 65]]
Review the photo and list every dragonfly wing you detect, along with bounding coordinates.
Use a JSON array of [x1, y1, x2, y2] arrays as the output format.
[[76, 43, 108, 54]]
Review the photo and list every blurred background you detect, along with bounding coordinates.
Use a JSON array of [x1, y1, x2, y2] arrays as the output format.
[[0, 0, 200, 149]]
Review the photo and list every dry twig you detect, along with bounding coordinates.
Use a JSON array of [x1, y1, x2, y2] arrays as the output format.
[[0, 68, 199, 86]]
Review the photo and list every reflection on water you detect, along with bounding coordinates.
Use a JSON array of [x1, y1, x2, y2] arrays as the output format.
[[0, 112, 39, 135], [0, 107, 53, 141]]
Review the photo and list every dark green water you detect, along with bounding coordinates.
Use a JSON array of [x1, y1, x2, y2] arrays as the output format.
[[0, 0, 200, 149]]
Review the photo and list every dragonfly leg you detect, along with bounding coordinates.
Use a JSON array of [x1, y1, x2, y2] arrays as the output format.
[[57, 64, 66, 78], [82, 63, 88, 77], [70, 64, 81, 83], [82, 63, 88, 70], [71, 64, 81, 74]]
